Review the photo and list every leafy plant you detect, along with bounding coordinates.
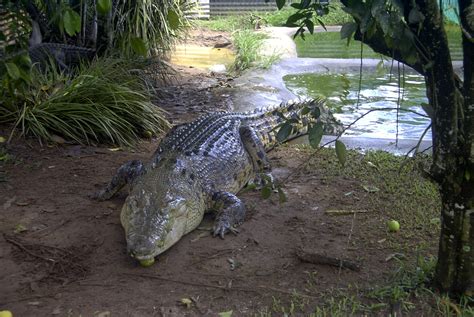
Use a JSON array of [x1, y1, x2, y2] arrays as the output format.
[[112, 0, 193, 57], [1, 57, 170, 146], [231, 30, 280, 72]]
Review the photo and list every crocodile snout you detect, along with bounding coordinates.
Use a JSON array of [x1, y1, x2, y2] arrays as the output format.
[[127, 236, 157, 260]]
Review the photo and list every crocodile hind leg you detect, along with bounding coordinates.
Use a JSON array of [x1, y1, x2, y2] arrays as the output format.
[[212, 191, 246, 238], [93, 160, 145, 201], [239, 125, 274, 187]]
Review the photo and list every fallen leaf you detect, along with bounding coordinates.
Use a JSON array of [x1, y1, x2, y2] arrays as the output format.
[[218, 311, 233, 317], [367, 161, 377, 168], [108, 147, 122, 152], [180, 298, 193, 309], [385, 253, 405, 262], [362, 185, 380, 193], [14, 224, 27, 234]]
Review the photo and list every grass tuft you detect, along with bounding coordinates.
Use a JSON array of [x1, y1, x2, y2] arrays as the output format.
[[1, 58, 170, 146], [230, 30, 279, 72]]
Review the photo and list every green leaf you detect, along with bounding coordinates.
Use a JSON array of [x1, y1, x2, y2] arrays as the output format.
[[316, 18, 326, 31], [277, 187, 287, 203], [5, 62, 20, 80], [335, 140, 347, 166], [300, 106, 310, 116], [18, 68, 32, 83], [311, 107, 321, 119], [167, 10, 180, 30], [290, 3, 301, 9], [276, 122, 292, 142], [286, 13, 305, 25], [276, 0, 286, 10], [261, 186, 272, 199], [308, 122, 324, 148], [130, 37, 148, 57], [18, 53, 32, 67], [97, 0, 112, 15], [63, 9, 81, 36], [305, 19, 315, 34]]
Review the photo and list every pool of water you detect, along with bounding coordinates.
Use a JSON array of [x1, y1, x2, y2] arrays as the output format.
[[283, 71, 431, 140], [170, 44, 234, 69]]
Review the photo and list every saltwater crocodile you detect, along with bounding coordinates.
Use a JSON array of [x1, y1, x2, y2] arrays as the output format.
[[95, 99, 342, 266]]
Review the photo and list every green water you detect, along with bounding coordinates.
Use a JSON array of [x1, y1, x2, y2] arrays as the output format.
[[284, 71, 431, 140]]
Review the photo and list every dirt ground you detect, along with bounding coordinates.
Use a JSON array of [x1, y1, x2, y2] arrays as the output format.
[[0, 30, 438, 316]]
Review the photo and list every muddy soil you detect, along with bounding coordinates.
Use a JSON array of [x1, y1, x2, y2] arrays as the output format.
[[0, 30, 431, 316]]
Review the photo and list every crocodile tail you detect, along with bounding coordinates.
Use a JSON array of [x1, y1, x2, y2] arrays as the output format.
[[246, 97, 342, 150], [29, 43, 96, 70]]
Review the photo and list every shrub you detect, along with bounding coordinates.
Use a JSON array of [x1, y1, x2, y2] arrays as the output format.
[[0, 58, 170, 146]]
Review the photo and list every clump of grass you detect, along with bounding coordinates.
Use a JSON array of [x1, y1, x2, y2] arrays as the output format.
[[1, 58, 170, 146], [194, 15, 253, 32], [230, 30, 279, 72]]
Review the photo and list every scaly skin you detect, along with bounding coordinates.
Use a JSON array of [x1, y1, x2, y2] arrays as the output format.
[[95, 99, 342, 264]]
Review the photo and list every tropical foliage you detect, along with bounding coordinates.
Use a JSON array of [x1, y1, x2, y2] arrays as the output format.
[[1, 58, 169, 146], [0, 0, 190, 145]]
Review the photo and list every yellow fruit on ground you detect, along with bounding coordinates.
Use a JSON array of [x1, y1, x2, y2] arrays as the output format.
[[387, 220, 400, 232], [0, 310, 13, 317], [139, 258, 155, 267]]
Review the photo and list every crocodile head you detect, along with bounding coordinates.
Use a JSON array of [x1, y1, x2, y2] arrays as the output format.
[[120, 157, 198, 264]]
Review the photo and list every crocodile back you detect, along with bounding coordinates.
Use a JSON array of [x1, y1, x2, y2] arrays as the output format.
[[154, 98, 331, 158]]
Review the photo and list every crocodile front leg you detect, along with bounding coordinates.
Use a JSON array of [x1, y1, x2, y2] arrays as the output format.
[[93, 160, 145, 201], [212, 191, 246, 238], [239, 125, 274, 187]]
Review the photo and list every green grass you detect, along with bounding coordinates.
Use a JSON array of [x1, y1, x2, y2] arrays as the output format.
[[295, 31, 381, 58], [0, 58, 170, 146], [194, 3, 351, 32], [230, 30, 280, 72], [295, 24, 463, 60], [194, 15, 254, 32], [262, 3, 352, 27], [254, 146, 473, 316]]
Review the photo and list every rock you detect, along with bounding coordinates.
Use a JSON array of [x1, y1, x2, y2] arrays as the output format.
[[209, 64, 227, 73]]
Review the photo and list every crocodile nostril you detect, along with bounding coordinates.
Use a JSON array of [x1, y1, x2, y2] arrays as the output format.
[[128, 236, 155, 257]]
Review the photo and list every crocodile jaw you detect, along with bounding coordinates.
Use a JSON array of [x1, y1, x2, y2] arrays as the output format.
[[120, 196, 189, 262]]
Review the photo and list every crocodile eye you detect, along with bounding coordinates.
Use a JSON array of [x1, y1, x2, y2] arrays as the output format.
[[168, 197, 186, 216]]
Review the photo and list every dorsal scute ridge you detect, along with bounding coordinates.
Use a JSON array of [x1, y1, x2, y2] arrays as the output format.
[[157, 98, 325, 155]]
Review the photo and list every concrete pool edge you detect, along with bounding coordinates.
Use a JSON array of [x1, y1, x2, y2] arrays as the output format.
[[230, 58, 465, 155]]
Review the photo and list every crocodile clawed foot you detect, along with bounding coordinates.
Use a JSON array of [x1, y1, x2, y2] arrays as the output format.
[[254, 172, 277, 190], [89, 188, 114, 201], [212, 219, 240, 239]]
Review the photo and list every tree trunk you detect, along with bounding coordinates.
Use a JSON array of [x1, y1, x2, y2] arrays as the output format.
[[410, 0, 474, 296], [435, 0, 474, 296], [339, 0, 474, 295]]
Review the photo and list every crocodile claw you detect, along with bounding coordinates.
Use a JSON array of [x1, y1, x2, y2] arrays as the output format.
[[212, 219, 240, 239]]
